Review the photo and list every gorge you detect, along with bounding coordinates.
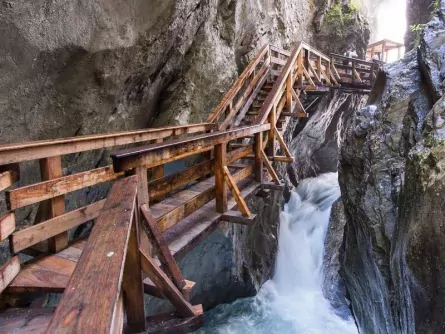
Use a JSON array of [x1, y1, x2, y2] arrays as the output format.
[[1, 0, 445, 333]]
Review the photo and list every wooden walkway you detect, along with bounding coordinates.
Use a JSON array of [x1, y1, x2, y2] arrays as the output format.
[[0, 41, 379, 333]]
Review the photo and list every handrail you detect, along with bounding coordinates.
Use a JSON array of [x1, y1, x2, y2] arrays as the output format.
[[0, 123, 218, 165], [330, 53, 375, 67], [206, 44, 270, 123]]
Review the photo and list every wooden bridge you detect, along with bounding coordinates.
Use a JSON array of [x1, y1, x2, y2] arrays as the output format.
[[0, 41, 379, 333]]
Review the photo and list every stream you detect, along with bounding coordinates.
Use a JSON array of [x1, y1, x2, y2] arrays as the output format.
[[195, 173, 358, 334]]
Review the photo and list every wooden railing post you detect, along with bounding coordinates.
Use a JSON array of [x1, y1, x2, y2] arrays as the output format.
[[39, 156, 68, 253], [134, 166, 152, 256], [352, 59, 356, 84], [286, 72, 293, 114], [297, 50, 304, 88], [254, 132, 263, 183], [215, 143, 227, 213], [267, 106, 276, 157], [317, 56, 322, 82]]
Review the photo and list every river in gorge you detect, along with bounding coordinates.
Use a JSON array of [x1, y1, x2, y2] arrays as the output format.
[[195, 173, 358, 334]]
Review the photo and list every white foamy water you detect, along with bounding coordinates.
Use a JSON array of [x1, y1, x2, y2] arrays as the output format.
[[195, 173, 358, 334]]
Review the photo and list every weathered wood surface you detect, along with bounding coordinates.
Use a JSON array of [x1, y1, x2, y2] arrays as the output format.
[[0, 123, 217, 165], [0, 212, 15, 242], [39, 156, 67, 253], [111, 123, 270, 172], [45, 176, 138, 333], [145, 305, 203, 334], [0, 256, 20, 294], [0, 307, 54, 334], [0, 164, 19, 191], [221, 210, 256, 225], [7, 165, 122, 210]]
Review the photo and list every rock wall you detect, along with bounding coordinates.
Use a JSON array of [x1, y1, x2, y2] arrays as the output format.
[[338, 1, 445, 332]]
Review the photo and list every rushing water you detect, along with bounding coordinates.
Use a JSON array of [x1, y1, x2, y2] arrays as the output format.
[[195, 173, 358, 334]]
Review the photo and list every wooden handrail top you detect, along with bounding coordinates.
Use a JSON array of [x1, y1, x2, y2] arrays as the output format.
[[0, 123, 218, 165], [269, 45, 291, 57], [330, 53, 375, 66], [111, 123, 270, 172]]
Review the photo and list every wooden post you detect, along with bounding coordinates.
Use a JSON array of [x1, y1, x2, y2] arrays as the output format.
[[134, 166, 151, 256], [123, 211, 146, 332], [39, 156, 68, 253], [286, 72, 293, 114], [382, 41, 387, 62], [254, 132, 263, 183], [267, 105, 276, 157], [214, 143, 227, 213], [317, 57, 322, 82], [371, 47, 375, 58], [297, 50, 304, 88], [152, 139, 164, 180], [351, 59, 356, 84]]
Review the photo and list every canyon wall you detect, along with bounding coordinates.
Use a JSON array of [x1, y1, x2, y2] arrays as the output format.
[[339, 1, 445, 332]]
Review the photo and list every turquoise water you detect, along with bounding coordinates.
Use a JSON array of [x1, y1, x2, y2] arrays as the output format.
[[195, 173, 358, 334]]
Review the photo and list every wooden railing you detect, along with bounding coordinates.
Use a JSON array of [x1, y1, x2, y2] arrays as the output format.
[[330, 53, 379, 87]]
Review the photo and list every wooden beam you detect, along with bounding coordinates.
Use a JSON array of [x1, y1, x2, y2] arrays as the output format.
[[10, 200, 105, 253], [0, 212, 15, 242], [6, 165, 122, 210], [262, 181, 285, 191], [111, 124, 270, 172], [0, 164, 19, 191], [45, 176, 138, 333], [39, 156, 67, 253], [0, 256, 20, 294], [145, 305, 203, 333], [140, 248, 197, 318], [254, 132, 263, 183], [221, 210, 256, 225], [0, 123, 218, 165], [122, 211, 146, 332], [141, 205, 186, 290], [214, 143, 227, 214], [261, 150, 280, 185], [245, 155, 294, 163], [274, 128, 293, 159], [222, 166, 252, 218]]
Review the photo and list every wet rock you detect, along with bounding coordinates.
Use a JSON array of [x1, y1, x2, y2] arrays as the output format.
[[338, 3, 445, 333]]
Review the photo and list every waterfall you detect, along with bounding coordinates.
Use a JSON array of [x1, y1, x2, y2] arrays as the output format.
[[195, 173, 358, 333]]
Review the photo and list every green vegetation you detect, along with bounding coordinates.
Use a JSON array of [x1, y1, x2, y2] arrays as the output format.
[[324, 1, 361, 37], [410, 23, 426, 48], [424, 134, 445, 149]]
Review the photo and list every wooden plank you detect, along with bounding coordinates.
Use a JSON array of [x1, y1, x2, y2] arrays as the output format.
[[270, 45, 291, 57], [139, 248, 197, 318], [244, 155, 294, 163], [222, 210, 256, 225], [10, 200, 105, 253], [7, 165, 121, 210], [267, 105, 277, 157], [45, 176, 138, 333], [254, 132, 263, 183], [223, 166, 252, 218], [111, 124, 270, 172], [141, 205, 186, 289], [0, 212, 15, 242], [0, 164, 19, 191], [0, 256, 20, 294], [0, 307, 55, 334], [261, 150, 280, 185], [111, 294, 124, 334], [122, 211, 146, 332], [271, 56, 287, 66], [0, 123, 217, 165], [39, 156, 68, 253], [214, 143, 227, 214], [262, 181, 285, 191]]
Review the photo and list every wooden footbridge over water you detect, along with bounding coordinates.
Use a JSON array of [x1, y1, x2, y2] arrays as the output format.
[[0, 41, 379, 333]]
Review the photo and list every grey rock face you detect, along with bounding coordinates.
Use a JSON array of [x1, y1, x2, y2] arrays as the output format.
[[338, 2, 445, 332]]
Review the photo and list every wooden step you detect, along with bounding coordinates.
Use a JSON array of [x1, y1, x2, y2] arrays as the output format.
[[230, 143, 250, 149], [7, 238, 87, 293], [6, 178, 260, 295], [145, 305, 203, 333], [0, 307, 54, 334]]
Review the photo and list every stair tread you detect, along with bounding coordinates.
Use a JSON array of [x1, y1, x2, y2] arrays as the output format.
[[0, 307, 54, 334]]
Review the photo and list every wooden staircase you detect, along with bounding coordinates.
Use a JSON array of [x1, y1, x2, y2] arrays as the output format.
[[0, 41, 378, 333]]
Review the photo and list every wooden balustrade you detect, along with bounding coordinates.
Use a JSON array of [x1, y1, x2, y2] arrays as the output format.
[[330, 53, 378, 87]]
